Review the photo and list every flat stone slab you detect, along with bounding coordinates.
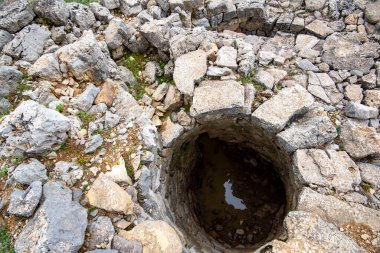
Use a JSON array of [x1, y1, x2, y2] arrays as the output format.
[[252, 84, 314, 134], [173, 49, 207, 96], [190, 80, 246, 117], [297, 187, 380, 233], [272, 211, 362, 253], [277, 115, 337, 153], [340, 120, 380, 159], [215, 46, 238, 70], [293, 149, 361, 192]]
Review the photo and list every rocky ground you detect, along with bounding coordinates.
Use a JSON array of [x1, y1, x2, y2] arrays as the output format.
[[0, 0, 379, 252]]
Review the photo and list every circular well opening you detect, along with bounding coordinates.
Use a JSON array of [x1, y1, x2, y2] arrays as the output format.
[[164, 118, 295, 252], [192, 133, 286, 249]]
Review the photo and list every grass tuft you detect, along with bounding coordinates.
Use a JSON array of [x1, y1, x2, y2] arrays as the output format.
[[0, 227, 15, 253]]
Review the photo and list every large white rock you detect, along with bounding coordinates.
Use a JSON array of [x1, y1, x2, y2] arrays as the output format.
[[252, 84, 314, 133], [215, 46, 238, 70], [87, 175, 134, 214], [272, 211, 362, 253], [340, 120, 380, 159], [190, 80, 246, 117], [120, 220, 182, 253], [0, 100, 70, 157], [15, 181, 88, 253], [56, 30, 112, 83], [173, 50, 207, 96], [293, 149, 361, 192], [160, 117, 184, 148], [297, 187, 380, 233]]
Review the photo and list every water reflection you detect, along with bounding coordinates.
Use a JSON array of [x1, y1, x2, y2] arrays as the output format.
[[224, 179, 247, 210]]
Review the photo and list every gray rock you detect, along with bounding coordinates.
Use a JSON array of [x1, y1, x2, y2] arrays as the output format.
[[90, 3, 112, 22], [53, 161, 83, 186], [105, 111, 121, 128], [252, 84, 314, 134], [190, 80, 246, 117], [358, 163, 380, 188], [365, 0, 380, 24], [119, 0, 142, 16], [235, 0, 266, 19], [345, 101, 379, 120], [14, 181, 88, 253], [0, 0, 35, 33], [51, 26, 66, 44], [305, 20, 334, 39], [100, 0, 120, 10], [330, 0, 356, 19], [160, 117, 184, 148], [28, 53, 62, 81], [0, 98, 11, 114], [276, 12, 294, 31], [87, 216, 115, 250], [322, 33, 378, 74], [7, 181, 42, 217], [104, 18, 132, 50], [206, 66, 233, 77], [296, 58, 319, 72], [152, 83, 169, 102], [169, 28, 207, 59], [236, 39, 255, 77], [0, 66, 22, 97], [254, 69, 274, 90], [305, 0, 326, 10], [143, 61, 158, 84], [340, 120, 380, 159], [277, 116, 337, 153], [215, 46, 238, 70], [297, 187, 380, 233], [86, 250, 118, 253], [85, 134, 103, 154], [72, 83, 100, 111], [308, 72, 343, 104], [173, 49, 207, 96], [140, 18, 171, 51], [360, 71, 377, 89], [3, 24, 50, 62], [164, 85, 182, 111], [272, 211, 363, 253], [12, 159, 48, 185], [293, 149, 361, 192], [112, 235, 142, 253], [67, 2, 96, 30], [0, 54, 12, 66], [0, 29, 13, 50], [0, 100, 70, 156], [56, 30, 112, 83], [34, 0, 70, 26]]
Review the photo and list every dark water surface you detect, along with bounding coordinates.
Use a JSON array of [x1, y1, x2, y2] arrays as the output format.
[[192, 134, 286, 249]]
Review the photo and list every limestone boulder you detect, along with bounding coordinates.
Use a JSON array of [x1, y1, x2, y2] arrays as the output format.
[[15, 181, 88, 253], [121, 220, 182, 253], [190, 80, 247, 117], [252, 84, 314, 134], [87, 176, 134, 214], [322, 33, 378, 74], [0, 100, 70, 157], [173, 50, 207, 96], [272, 211, 363, 253], [33, 0, 70, 26], [0, 0, 35, 33], [56, 31, 112, 83], [293, 149, 361, 192], [340, 121, 380, 159], [3, 24, 50, 62], [297, 187, 380, 233]]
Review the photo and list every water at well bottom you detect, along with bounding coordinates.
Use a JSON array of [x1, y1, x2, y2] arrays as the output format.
[[192, 135, 286, 248]]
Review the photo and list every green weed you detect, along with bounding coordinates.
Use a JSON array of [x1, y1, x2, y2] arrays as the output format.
[[64, 0, 98, 5], [55, 104, 64, 113], [0, 227, 14, 253]]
